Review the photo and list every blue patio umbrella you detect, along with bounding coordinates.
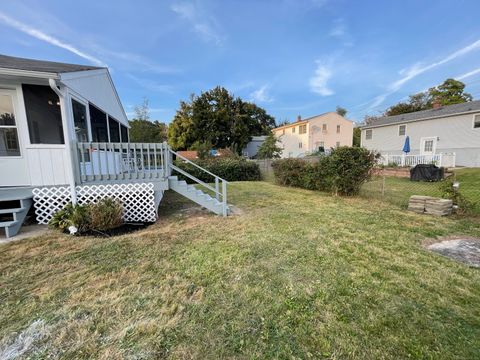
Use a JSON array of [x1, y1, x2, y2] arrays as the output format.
[[402, 136, 411, 154]]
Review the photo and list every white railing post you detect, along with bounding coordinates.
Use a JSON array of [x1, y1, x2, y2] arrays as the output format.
[[401, 154, 405, 167], [439, 153, 443, 167], [222, 180, 227, 217], [215, 177, 219, 200]]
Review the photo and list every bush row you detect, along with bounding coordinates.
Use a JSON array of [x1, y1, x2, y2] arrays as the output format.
[[174, 157, 261, 182], [272, 147, 378, 196]]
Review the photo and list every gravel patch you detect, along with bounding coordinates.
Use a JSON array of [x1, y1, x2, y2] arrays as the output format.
[[427, 238, 480, 268]]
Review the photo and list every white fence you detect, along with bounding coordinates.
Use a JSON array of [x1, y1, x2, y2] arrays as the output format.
[[380, 153, 456, 168]]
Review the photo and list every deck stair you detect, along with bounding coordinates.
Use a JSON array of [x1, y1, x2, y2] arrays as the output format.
[[168, 176, 229, 216], [0, 197, 33, 238]]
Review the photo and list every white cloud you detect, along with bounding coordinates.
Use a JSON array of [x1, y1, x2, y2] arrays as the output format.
[[456, 67, 480, 81], [171, 2, 224, 45], [309, 61, 334, 96], [250, 85, 274, 103], [329, 18, 346, 37], [370, 39, 480, 109], [0, 11, 106, 67]]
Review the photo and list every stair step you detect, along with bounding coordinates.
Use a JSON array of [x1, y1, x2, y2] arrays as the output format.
[[0, 220, 18, 228], [0, 207, 26, 215]]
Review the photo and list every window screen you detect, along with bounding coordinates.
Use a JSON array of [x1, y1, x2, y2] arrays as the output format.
[[366, 129, 372, 140], [120, 125, 129, 142], [108, 116, 120, 142], [89, 104, 108, 142], [399, 125, 406, 136], [72, 99, 88, 142], [22, 84, 64, 144]]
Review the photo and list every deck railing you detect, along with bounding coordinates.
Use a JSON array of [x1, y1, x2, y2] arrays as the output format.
[[76, 142, 169, 183], [380, 153, 456, 168]]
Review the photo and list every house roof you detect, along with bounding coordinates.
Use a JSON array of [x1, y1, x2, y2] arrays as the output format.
[[273, 111, 352, 131], [362, 100, 480, 129], [0, 54, 104, 74]]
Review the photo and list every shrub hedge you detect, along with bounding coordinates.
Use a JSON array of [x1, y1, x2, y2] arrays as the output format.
[[272, 147, 378, 196], [174, 157, 261, 182]]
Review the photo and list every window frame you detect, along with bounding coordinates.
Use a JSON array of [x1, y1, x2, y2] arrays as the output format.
[[299, 142, 303, 149], [473, 114, 480, 129], [70, 95, 92, 142], [398, 124, 407, 136], [336, 124, 341, 133], [299, 124, 307, 134], [365, 129, 373, 140], [322, 124, 327, 132], [0, 91, 22, 158], [292, 126, 295, 133], [336, 141, 340, 147]]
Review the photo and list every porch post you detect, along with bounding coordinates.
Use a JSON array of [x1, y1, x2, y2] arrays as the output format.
[[49, 79, 78, 204]]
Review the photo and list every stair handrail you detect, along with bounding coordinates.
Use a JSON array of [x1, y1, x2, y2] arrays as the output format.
[[168, 148, 229, 216]]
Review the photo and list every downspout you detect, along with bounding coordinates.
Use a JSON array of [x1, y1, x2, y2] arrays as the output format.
[[49, 78, 78, 204]]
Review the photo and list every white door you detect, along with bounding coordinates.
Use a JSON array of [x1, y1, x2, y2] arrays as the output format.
[[420, 137, 436, 156], [0, 89, 29, 186]]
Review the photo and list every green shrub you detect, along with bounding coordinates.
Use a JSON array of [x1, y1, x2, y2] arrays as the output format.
[[272, 147, 378, 196], [89, 198, 124, 231], [48, 203, 91, 233], [175, 157, 261, 182]]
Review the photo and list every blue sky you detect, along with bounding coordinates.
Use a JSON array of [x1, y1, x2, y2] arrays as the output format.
[[1, 0, 480, 124]]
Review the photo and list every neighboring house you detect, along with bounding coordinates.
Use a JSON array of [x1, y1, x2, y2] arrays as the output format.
[[0, 54, 229, 238], [272, 112, 353, 158], [243, 135, 267, 158], [361, 101, 480, 167]]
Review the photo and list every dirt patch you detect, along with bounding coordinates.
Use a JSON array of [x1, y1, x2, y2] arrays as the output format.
[[0, 320, 49, 359], [426, 237, 480, 268]]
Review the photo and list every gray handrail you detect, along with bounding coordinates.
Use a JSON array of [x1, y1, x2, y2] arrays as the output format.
[[170, 164, 219, 196]]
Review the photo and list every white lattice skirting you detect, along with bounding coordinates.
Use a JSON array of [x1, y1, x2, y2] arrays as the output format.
[[33, 183, 157, 224]]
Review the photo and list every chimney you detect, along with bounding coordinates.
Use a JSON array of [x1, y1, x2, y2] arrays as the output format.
[[297, 115, 302, 122], [432, 99, 442, 110]]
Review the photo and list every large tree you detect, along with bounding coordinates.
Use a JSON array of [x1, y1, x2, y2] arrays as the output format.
[[256, 133, 282, 159], [128, 98, 167, 143], [384, 79, 472, 116], [168, 86, 275, 152]]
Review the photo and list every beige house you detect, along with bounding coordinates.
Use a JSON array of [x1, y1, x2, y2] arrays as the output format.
[[273, 112, 353, 158]]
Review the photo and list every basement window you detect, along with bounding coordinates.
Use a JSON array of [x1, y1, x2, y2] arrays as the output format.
[[23, 84, 64, 144], [365, 129, 373, 140]]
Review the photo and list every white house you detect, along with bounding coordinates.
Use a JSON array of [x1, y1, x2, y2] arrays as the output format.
[[273, 112, 353, 158], [0, 54, 229, 238], [361, 101, 480, 168]]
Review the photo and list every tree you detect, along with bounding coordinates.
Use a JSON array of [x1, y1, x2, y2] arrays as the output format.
[[428, 78, 472, 106], [352, 127, 361, 147], [168, 86, 276, 152], [384, 79, 472, 116], [129, 98, 167, 143], [336, 106, 347, 117], [256, 133, 282, 159]]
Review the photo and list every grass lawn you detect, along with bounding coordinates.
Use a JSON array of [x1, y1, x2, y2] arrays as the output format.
[[1, 182, 480, 359], [360, 168, 480, 213]]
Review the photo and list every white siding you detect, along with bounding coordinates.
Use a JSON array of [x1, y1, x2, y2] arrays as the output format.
[[60, 70, 128, 126], [361, 112, 480, 167], [274, 123, 309, 158]]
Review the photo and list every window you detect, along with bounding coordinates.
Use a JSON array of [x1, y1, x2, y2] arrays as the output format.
[[424, 140, 434, 152], [474, 114, 480, 129], [322, 124, 327, 132], [365, 129, 372, 140], [0, 94, 20, 156], [108, 116, 121, 142], [399, 124, 406, 136], [336, 141, 340, 147], [337, 125, 341, 133], [299, 124, 307, 134], [22, 84, 64, 144], [282, 129, 285, 135], [319, 141, 324, 148], [89, 104, 108, 142], [292, 126, 295, 133], [71, 99, 88, 142], [120, 124, 129, 142], [299, 142, 303, 148]]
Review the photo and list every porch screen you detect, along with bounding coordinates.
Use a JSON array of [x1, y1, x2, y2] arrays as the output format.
[[108, 116, 120, 142], [120, 124, 129, 142], [89, 104, 108, 142], [22, 84, 64, 144]]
